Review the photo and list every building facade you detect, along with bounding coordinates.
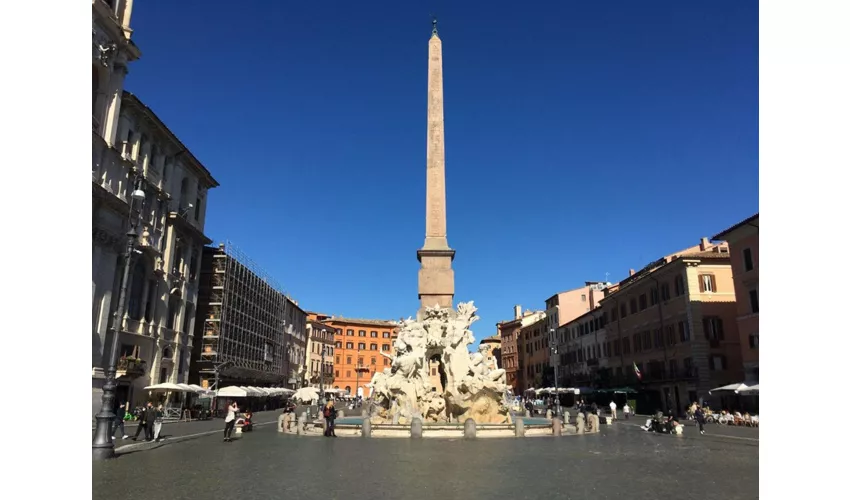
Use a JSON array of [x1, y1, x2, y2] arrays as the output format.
[[713, 214, 759, 382], [305, 321, 335, 389], [519, 318, 549, 390], [190, 244, 306, 390], [497, 306, 545, 392], [560, 239, 744, 415], [313, 315, 398, 398]]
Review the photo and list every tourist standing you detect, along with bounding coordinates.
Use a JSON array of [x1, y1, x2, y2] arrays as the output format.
[[132, 402, 155, 441], [609, 400, 617, 420], [323, 400, 337, 437], [623, 402, 631, 420], [223, 402, 239, 442]]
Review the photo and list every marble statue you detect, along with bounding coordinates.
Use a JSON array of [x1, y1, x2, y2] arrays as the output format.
[[368, 301, 510, 425]]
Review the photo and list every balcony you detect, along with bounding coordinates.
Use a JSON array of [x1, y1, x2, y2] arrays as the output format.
[[116, 357, 146, 379]]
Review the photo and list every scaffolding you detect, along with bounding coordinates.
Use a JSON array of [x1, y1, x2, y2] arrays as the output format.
[[199, 241, 288, 386]]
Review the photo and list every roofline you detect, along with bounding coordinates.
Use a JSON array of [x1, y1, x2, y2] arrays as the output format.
[[712, 213, 759, 241], [121, 91, 221, 188], [544, 283, 600, 302]]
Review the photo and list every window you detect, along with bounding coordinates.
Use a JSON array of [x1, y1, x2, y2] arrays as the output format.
[[699, 274, 716, 293], [357, 357, 364, 366], [346, 342, 353, 349], [678, 321, 691, 342], [709, 355, 726, 371], [650, 288, 658, 306], [335, 370, 340, 378], [666, 325, 676, 346], [622, 338, 630, 354], [335, 341, 342, 348], [643, 330, 651, 348], [669, 359, 678, 377], [749, 289, 759, 314], [336, 355, 341, 364], [384, 358, 389, 366], [620, 303, 627, 318], [382, 331, 390, 338], [674, 274, 685, 296], [611, 307, 618, 321], [358, 342, 366, 350], [346, 356, 352, 364], [371, 357, 377, 365], [370, 331, 378, 338], [346, 329, 354, 336], [382, 344, 390, 351], [703, 317, 725, 341], [370, 343, 378, 351], [653, 329, 662, 349], [629, 299, 637, 314], [358, 330, 366, 337], [743, 248, 754, 272], [346, 371, 351, 377], [581, 294, 586, 302], [639, 294, 647, 311], [660, 283, 670, 301], [749, 333, 759, 349], [633, 334, 641, 352]]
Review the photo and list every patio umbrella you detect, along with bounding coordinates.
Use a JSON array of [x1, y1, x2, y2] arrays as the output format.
[[217, 386, 255, 398], [144, 382, 189, 392], [737, 384, 759, 395], [293, 387, 320, 402], [612, 387, 638, 394], [709, 382, 749, 395]]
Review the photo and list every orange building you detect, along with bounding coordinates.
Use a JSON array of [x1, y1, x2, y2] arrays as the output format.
[[713, 214, 759, 382], [307, 312, 398, 398], [497, 306, 545, 392]]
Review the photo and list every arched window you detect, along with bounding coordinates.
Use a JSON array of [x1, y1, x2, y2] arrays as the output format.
[[163, 346, 173, 359]]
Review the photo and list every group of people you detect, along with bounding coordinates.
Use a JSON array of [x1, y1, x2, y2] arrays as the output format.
[[112, 401, 165, 442]]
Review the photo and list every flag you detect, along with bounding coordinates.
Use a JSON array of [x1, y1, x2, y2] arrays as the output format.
[[633, 362, 642, 380]]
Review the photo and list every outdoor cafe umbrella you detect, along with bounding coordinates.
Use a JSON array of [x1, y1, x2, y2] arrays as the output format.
[[737, 384, 759, 395], [144, 382, 189, 392], [709, 382, 749, 395]]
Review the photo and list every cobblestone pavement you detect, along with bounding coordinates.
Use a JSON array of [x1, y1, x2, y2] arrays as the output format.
[[93, 417, 758, 500]]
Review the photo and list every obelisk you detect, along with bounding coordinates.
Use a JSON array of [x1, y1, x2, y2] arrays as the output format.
[[417, 18, 455, 314]]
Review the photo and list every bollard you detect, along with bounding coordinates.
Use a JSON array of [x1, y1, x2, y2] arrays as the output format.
[[278, 414, 286, 433], [525, 410, 531, 418], [410, 417, 423, 438], [576, 414, 585, 434], [515, 418, 525, 437], [297, 413, 307, 435], [362, 418, 372, 438], [553, 418, 562, 436], [464, 418, 477, 439], [546, 409, 553, 420]]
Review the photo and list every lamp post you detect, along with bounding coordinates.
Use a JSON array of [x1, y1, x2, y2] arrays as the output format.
[[549, 328, 560, 418], [355, 347, 362, 402], [93, 182, 146, 460], [320, 329, 327, 403]]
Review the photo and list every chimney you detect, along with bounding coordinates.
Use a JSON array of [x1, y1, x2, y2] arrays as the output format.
[[629, 269, 635, 276], [513, 305, 522, 320], [700, 237, 710, 251]]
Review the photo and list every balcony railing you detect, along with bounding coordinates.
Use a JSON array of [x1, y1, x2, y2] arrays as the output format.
[[116, 357, 147, 378]]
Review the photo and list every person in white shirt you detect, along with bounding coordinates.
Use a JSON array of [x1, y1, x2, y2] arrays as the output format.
[[609, 400, 617, 419], [623, 402, 631, 420], [223, 402, 239, 442]]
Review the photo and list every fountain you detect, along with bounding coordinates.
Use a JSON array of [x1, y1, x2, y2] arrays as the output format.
[[366, 301, 511, 425]]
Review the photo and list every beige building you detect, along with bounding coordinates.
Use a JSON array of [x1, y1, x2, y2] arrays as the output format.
[[305, 321, 335, 388], [92, 0, 219, 412], [561, 238, 743, 415]]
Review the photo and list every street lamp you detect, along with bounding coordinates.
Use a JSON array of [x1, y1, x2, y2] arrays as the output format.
[[320, 329, 327, 404], [93, 182, 146, 461], [549, 328, 560, 418]]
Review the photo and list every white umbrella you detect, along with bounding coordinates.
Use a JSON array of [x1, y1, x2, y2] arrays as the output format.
[[247, 386, 271, 396], [217, 386, 255, 398], [144, 382, 188, 392], [737, 384, 759, 395], [293, 386, 320, 402], [709, 382, 749, 394]]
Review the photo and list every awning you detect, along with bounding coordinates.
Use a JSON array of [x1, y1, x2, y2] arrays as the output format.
[[144, 383, 190, 392], [709, 382, 749, 394]]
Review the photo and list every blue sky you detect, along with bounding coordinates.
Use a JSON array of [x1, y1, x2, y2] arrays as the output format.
[[126, 1, 758, 341]]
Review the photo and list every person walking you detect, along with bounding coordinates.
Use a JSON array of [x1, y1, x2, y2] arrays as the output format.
[[694, 405, 707, 435], [153, 404, 164, 442], [609, 400, 617, 420], [623, 402, 631, 420], [132, 402, 155, 441], [323, 400, 337, 437], [223, 402, 239, 442], [113, 402, 128, 440]]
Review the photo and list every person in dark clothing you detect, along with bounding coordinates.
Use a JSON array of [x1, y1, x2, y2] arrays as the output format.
[[132, 402, 155, 441], [112, 402, 128, 440], [524, 400, 534, 416], [694, 405, 706, 435], [323, 400, 337, 437]]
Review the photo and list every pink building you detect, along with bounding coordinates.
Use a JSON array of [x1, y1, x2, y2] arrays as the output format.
[[713, 213, 759, 382]]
